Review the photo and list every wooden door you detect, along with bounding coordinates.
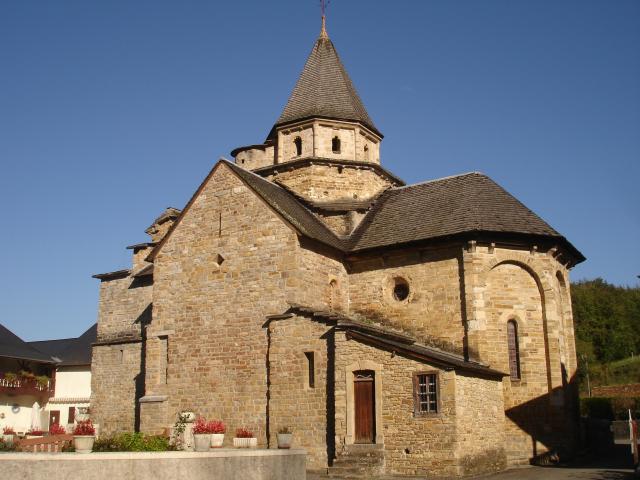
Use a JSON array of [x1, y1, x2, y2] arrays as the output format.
[[354, 371, 375, 444], [49, 410, 60, 429]]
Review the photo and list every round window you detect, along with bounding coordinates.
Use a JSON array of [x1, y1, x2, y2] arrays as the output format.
[[393, 278, 410, 301]]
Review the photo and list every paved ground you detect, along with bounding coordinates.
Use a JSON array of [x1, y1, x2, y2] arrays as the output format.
[[308, 455, 638, 480], [474, 464, 636, 480]]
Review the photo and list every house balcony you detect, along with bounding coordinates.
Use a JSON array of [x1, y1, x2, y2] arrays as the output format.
[[0, 373, 55, 397]]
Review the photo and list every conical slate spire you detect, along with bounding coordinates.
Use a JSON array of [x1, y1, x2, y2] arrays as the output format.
[[270, 20, 380, 138]]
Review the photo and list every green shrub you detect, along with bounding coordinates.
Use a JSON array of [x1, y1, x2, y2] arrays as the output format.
[[0, 439, 17, 452], [92, 432, 170, 452]]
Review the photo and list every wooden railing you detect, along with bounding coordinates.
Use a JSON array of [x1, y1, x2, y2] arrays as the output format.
[[0, 374, 54, 395]]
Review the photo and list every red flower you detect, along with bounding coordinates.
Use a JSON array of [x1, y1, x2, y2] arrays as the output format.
[[49, 423, 66, 435], [73, 420, 95, 436], [2, 426, 16, 435], [192, 417, 209, 435], [207, 420, 225, 434], [235, 427, 254, 438]]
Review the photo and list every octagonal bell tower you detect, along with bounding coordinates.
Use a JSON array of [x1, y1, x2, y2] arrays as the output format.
[[231, 17, 401, 205]]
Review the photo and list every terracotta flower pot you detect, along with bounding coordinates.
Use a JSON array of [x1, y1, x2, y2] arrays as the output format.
[[73, 435, 95, 453], [233, 437, 257, 448], [194, 434, 211, 452], [277, 433, 293, 449], [210, 433, 225, 448]]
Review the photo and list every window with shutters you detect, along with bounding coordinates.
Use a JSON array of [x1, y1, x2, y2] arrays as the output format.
[[413, 372, 439, 415], [507, 320, 521, 380]]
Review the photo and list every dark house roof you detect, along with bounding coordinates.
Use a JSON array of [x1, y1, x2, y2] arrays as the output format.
[[55, 324, 97, 366], [0, 324, 57, 363], [14, 324, 97, 366], [268, 25, 380, 139]]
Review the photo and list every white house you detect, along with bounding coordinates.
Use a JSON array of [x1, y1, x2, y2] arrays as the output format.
[[0, 323, 95, 434]]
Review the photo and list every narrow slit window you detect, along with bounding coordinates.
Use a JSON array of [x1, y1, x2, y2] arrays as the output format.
[[332, 136, 341, 153], [305, 351, 315, 388], [413, 373, 438, 415], [507, 320, 521, 380], [294, 136, 302, 156]]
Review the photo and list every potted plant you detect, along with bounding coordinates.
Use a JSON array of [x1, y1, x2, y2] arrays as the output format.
[[49, 423, 66, 435], [192, 417, 211, 452], [3, 372, 17, 383], [208, 420, 225, 448], [277, 426, 293, 449], [73, 419, 96, 453], [2, 426, 15, 445], [233, 427, 257, 448]]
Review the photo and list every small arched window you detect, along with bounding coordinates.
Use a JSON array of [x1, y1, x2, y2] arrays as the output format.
[[363, 144, 369, 160], [329, 279, 337, 310], [294, 137, 302, 156], [332, 136, 341, 153], [507, 320, 521, 380]]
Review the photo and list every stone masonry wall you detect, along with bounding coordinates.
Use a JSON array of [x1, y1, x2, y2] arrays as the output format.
[[335, 332, 459, 477], [348, 247, 465, 354], [268, 315, 331, 469], [462, 245, 578, 464], [454, 373, 507, 476], [94, 276, 152, 343], [142, 163, 299, 439], [91, 343, 142, 434], [92, 274, 151, 433], [268, 164, 391, 202]]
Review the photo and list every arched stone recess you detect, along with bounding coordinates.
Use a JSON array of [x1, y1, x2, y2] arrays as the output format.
[[482, 258, 553, 394], [345, 359, 384, 445], [471, 251, 569, 394]]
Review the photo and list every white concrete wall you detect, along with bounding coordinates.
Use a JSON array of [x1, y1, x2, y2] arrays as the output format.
[[0, 394, 47, 434], [54, 366, 91, 398]]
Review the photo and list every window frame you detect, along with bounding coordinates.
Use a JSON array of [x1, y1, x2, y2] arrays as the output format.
[[412, 371, 440, 417]]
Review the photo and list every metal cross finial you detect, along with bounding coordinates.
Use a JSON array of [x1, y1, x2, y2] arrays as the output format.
[[320, 0, 330, 38]]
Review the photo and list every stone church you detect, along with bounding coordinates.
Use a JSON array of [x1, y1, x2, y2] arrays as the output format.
[[91, 18, 585, 477]]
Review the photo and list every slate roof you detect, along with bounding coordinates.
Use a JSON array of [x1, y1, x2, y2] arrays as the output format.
[[0, 324, 57, 363], [349, 172, 573, 252], [269, 26, 379, 138], [278, 304, 506, 379], [228, 162, 583, 263], [143, 160, 583, 267]]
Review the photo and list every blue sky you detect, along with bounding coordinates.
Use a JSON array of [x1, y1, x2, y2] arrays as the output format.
[[1, 0, 638, 340]]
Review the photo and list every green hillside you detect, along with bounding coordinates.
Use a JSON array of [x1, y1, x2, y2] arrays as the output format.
[[572, 279, 640, 391]]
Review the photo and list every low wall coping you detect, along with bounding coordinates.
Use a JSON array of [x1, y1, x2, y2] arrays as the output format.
[[0, 448, 306, 461]]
